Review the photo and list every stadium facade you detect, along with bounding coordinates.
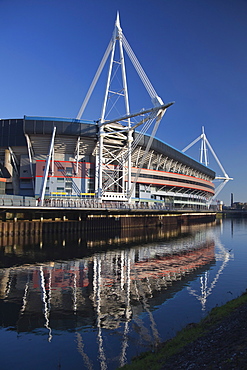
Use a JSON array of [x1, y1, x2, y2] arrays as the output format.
[[0, 116, 215, 209], [0, 15, 216, 208]]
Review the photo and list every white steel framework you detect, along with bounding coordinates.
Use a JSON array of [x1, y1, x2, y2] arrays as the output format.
[[182, 127, 233, 204], [77, 13, 172, 202], [39, 127, 56, 206]]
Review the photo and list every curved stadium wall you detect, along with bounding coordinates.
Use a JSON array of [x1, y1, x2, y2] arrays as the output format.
[[0, 117, 215, 209]]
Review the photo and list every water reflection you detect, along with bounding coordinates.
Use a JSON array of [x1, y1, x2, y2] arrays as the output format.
[[187, 234, 234, 310], [1, 220, 237, 369]]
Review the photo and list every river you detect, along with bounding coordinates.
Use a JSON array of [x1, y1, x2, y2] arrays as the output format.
[[0, 217, 247, 369]]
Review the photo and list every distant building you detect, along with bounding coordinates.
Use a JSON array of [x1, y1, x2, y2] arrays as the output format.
[[232, 202, 247, 210]]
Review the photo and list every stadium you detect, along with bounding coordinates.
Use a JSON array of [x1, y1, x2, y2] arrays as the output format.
[[0, 15, 216, 209], [0, 115, 215, 209]]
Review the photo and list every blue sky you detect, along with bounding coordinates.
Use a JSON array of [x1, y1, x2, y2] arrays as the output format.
[[1, 0, 247, 205]]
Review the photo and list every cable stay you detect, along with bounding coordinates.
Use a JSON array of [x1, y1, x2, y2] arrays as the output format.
[[76, 12, 173, 201], [182, 126, 233, 204], [76, 12, 163, 121]]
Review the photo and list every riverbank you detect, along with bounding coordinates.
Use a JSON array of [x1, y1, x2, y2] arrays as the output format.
[[121, 291, 247, 369]]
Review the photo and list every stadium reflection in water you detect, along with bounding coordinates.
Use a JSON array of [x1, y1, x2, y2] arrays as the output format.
[[0, 219, 241, 369]]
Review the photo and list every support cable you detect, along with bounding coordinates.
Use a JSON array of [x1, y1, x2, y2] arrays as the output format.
[[182, 127, 233, 203], [122, 35, 158, 100], [76, 39, 114, 120]]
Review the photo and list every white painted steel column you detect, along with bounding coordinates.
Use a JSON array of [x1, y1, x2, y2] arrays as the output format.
[[117, 14, 132, 199], [75, 137, 80, 175], [39, 127, 56, 206], [200, 127, 208, 166], [100, 23, 117, 122], [98, 125, 104, 200], [25, 134, 35, 193], [95, 146, 99, 196], [51, 146, 55, 176], [96, 15, 117, 201]]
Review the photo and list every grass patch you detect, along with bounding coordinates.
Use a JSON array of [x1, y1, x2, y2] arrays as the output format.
[[204, 290, 247, 324], [120, 290, 247, 370]]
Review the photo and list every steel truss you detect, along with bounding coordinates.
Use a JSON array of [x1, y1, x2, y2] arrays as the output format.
[[182, 127, 233, 204], [77, 13, 173, 202]]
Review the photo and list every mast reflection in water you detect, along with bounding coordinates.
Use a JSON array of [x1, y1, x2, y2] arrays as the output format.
[[0, 219, 243, 370]]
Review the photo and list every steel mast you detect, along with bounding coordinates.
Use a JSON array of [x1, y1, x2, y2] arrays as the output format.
[[77, 13, 172, 202], [98, 13, 132, 200], [182, 127, 233, 204]]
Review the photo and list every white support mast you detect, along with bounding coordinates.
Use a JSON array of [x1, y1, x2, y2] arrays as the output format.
[[24, 134, 35, 193], [39, 127, 56, 206], [117, 14, 132, 197], [97, 13, 132, 201], [182, 127, 233, 203], [200, 126, 208, 166], [77, 13, 172, 202]]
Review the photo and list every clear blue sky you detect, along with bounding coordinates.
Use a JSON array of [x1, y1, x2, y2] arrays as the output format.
[[1, 0, 246, 205]]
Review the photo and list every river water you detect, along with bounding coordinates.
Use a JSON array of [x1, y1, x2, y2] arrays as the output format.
[[0, 217, 247, 369]]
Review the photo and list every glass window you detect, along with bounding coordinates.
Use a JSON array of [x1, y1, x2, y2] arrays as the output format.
[[21, 179, 31, 183], [89, 168, 95, 177], [65, 182, 72, 188], [87, 179, 95, 192], [66, 167, 73, 176]]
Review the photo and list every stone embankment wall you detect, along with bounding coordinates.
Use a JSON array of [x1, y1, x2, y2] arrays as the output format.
[[0, 212, 216, 237]]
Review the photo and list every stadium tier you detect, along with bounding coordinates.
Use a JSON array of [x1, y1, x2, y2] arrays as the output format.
[[0, 116, 215, 209]]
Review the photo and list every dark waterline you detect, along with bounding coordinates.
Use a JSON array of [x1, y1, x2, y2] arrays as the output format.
[[0, 218, 247, 369]]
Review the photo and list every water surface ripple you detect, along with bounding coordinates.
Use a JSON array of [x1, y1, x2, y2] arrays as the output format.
[[0, 218, 246, 369]]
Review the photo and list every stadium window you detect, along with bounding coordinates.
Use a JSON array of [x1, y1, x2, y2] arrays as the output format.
[[89, 168, 95, 177], [65, 182, 72, 189], [87, 179, 95, 192], [66, 167, 73, 176], [21, 179, 31, 183]]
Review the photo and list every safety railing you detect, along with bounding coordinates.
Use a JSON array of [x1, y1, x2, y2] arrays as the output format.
[[0, 196, 212, 211]]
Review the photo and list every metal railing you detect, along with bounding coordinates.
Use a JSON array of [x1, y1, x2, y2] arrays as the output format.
[[0, 196, 37, 207], [0, 196, 213, 211], [40, 198, 171, 210]]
